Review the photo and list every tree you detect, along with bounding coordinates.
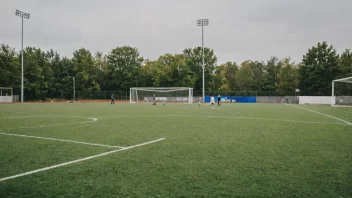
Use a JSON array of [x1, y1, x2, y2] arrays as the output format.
[[45, 49, 61, 98], [211, 62, 238, 92], [262, 57, 281, 92], [299, 42, 340, 95], [249, 61, 264, 91], [22, 47, 52, 100], [72, 48, 100, 93], [155, 53, 197, 87], [211, 64, 225, 91], [235, 61, 255, 91], [105, 46, 143, 90], [338, 49, 352, 78], [183, 47, 217, 91], [277, 58, 299, 95], [0, 44, 20, 90], [336, 49, 352, 95], [93, 51, 108, 90], [138, 60, 156, 87]]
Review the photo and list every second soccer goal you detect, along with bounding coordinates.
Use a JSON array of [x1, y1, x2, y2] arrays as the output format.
[[130, 87, 194, 104]]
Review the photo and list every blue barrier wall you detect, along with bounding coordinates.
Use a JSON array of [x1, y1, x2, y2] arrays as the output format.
[[204, 96, 256, 103]]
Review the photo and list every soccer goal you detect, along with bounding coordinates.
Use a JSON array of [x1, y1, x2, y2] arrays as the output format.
[[130, 87, 193, 104], [332, 76, 352, 107], [0, 87, 13, 103]]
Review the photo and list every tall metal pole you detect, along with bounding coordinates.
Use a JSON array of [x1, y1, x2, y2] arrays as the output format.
[[332, 81, 334, 106], [73, 77, 75, 101], [197, 19, 208, 103], [21, 16, 24, 102], [16, 10, 30, 102], [202, 25, 205, 103]]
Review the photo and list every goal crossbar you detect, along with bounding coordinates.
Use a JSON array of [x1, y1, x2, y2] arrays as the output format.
[[130, 87, 191, 90], [333, 76, 352, 83]]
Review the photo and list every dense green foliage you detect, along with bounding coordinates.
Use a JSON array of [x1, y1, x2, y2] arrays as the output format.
[[0, 41, 351, 100], [0, 103, 351, 197]]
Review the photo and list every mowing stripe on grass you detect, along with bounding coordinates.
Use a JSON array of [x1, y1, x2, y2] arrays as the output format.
[[97, 115, 346, 126], [0, 132, 125, 149], [286, 104, 352, 126], [0, 138, 165, 182]]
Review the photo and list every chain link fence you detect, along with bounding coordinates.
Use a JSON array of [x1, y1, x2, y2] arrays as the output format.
[[9, 89, 352, 101]]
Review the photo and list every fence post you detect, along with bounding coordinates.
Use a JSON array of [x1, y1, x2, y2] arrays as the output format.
[[90, 91, 91, 100]]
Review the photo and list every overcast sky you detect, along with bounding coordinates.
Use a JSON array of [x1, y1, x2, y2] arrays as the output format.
[[1, 0, 351, 64]]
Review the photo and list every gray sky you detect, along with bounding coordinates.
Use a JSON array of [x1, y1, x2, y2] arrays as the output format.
[[1, 0, 351, 64]]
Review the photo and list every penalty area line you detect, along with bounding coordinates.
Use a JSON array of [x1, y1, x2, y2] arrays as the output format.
[[286, 104, 352, 126], [0, 132, 125, 149], [3, 117, 98, 131], [0, 138, 165, 182]]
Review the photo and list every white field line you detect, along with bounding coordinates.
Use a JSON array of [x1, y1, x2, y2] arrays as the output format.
[[2, 117, 97, 131], [0, 115, 95, 120], [0, 116, 126, 148], [97, 115, 346, 126], [286, 104, 352, 126], [0, 132, 124, 149], [0, 138, 165, 182]]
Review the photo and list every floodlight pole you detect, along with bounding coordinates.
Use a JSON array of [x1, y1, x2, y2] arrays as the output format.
[[21, 16, 23, 102], [202, 24, 205, 103], [197, 19, 209, 103], [15, 9, 30, 103], [332, 81, 334, 106], [73, 77, 75, 101]]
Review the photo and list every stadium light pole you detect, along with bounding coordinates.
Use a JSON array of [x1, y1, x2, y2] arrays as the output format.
[[15, 9, 30, 103], [73, 77, 75, 101], [197, 19, 209, 102]]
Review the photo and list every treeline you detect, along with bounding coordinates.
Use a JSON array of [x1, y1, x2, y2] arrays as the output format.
[[0, 41, 351, 101]]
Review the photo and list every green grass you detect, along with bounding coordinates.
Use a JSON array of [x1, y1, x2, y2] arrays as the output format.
[[0, 103, 351, 197]]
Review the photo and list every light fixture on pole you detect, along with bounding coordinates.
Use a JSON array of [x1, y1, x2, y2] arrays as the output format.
[[15, 9, 30, 103], [197, 19, 209, 103]]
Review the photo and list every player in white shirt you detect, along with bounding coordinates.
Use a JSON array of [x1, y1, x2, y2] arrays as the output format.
[[210, 96, 215, 109], [198, 97, 202, 106]]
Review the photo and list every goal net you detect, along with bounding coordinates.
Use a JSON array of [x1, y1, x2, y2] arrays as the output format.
[[130, 87, 193, 104], [332, 76, 352, 107], [0, 87, 13, 103]]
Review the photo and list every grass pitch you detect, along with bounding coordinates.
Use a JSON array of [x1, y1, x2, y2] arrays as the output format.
[[0, 102, 351, 197]]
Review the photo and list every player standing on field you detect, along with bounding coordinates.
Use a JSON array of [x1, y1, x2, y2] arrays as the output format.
[[111, 94, 115, 104], [210, 96, 215, 109], [198, 96, 202, 106], [217, 94, 221, 106], [153, 94, 156, 105]]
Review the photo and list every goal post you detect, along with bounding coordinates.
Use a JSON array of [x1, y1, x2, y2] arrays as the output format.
[[0, 87, 13, 103], [332, 76, 352, 107], [130, 87, 193, 104]]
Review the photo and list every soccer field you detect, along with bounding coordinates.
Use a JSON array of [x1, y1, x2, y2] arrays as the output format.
[[0, 103, 351, 197]]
